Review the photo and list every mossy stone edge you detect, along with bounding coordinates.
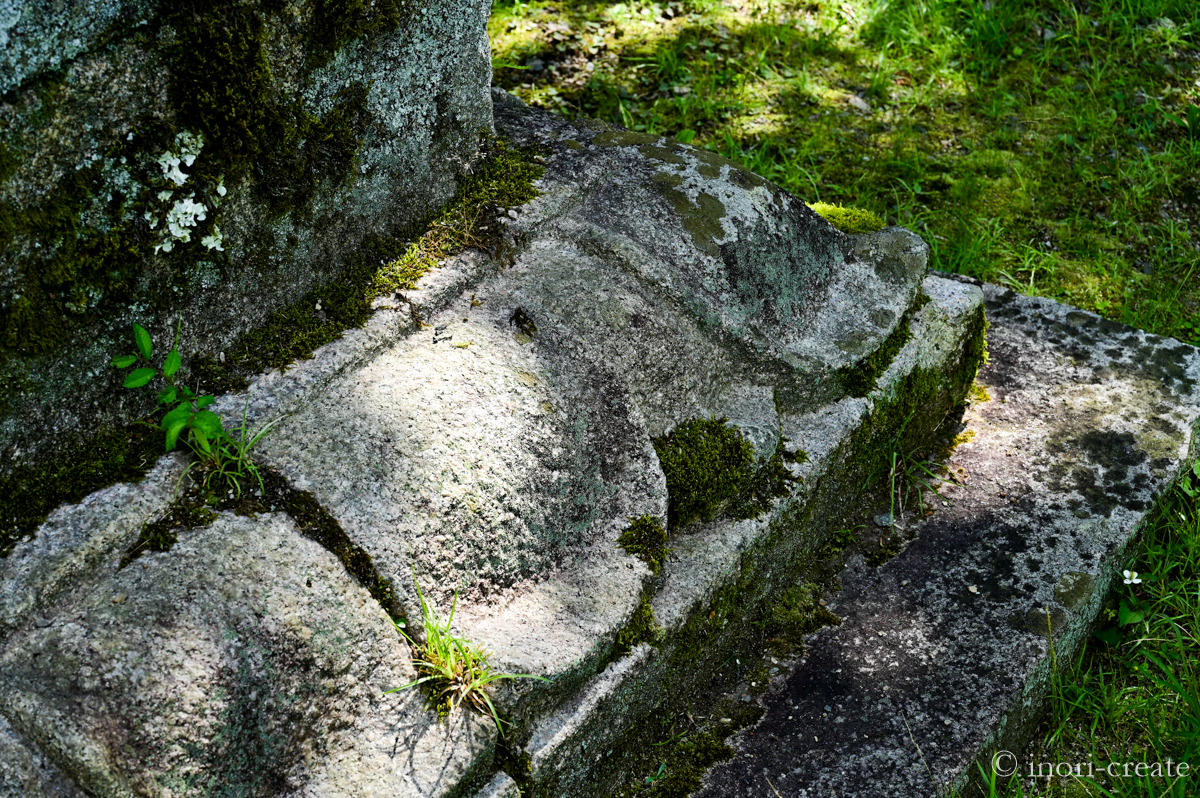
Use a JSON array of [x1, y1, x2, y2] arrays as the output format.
[[508, 296, 987, 797]]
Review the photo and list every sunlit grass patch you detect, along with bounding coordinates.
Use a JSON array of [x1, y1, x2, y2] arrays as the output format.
[[490, 0, 1200, 345]]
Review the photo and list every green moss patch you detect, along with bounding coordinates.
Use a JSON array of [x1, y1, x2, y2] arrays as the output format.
[[617, 515, 669, 574], [613, 594, 665, 658], [652, 417, 755, 531], [835, 293, 931, 398], [763, 582, 842, 656], [730, 439, 807, 521], [652, 417, 807, 533], [807, 202, 886, 234], [632, 733, 735, 798], [209, 138, 543, 383], [0, 424, 163, 559], [308, 0, 408, 69]]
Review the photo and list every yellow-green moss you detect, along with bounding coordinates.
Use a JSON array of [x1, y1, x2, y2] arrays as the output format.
[[652, 417, 755, 531], [617, 515, 669, 574], [730, 438, 807, 521], [763, 582, 842, 655], [807, 202, 886, 234], [208, 138, 543, 383]]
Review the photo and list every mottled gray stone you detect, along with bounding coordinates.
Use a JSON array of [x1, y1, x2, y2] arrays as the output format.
[[249, 94, 938, 735], [0, 512, 495, 797], [472, 771, 521, 798], [0, 713, 86, 798], [694, 281, 1200, 798], [0, 454, 183, 641], [0, 0, 493, 476], [0, 0, 154, 94], [491, 88, 929, 414], [518, 275, 984, 796]]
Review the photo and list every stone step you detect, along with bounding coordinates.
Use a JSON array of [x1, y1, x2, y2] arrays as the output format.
[[496, 274, 983, 798], [691, 279, 1200, 797], [2, 96, 1145, 798]]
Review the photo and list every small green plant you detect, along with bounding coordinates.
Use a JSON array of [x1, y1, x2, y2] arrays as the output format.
[[387, 574, 549, 732], [111, 320, 279, 497], [1179, 459, 1200, 499]]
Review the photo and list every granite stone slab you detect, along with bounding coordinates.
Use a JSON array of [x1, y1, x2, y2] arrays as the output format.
[[694, 280, 1200, 798]]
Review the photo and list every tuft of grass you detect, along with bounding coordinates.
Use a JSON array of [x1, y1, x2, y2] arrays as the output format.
[[808, 201, 887, 234], [388, 573, 549, 732]]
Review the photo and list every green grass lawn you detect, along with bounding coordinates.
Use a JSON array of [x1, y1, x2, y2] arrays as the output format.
[[488, 2, 1200, 795], [490, 0, 1199, 342]]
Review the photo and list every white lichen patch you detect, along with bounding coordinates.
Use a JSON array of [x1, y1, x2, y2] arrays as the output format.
[[143, 131, 227, 254]]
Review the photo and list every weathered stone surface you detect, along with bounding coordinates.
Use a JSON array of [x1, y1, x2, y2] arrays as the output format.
[[694, 279, 1200, 797], [0, 713, 86, 798], [0, 0, 493, 474], [474, 772, 521, 798], [491, 88, 929, 416], [249, 92, 938, 728], [1, 0, 151, 95], [0, 512, 495, 796], [0, 95, 987, 797], [510, 275, 984, 797], [0, 454, 183, 639]]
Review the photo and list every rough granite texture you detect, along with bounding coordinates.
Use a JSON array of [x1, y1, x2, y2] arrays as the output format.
[[0, 96, 988, 797], [0, 0, 493, 473], [694, 280, 1200, 798], [0, 512, 495, 797], [507, 274, 983, 798], [0, 712, 87, 798], [0, 453, 184, 640], [250, 92, 937, 731]]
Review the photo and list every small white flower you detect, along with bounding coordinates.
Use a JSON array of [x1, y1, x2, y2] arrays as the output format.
[[216, 181, 227, 197], [1123, 570, 1141, 585]]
